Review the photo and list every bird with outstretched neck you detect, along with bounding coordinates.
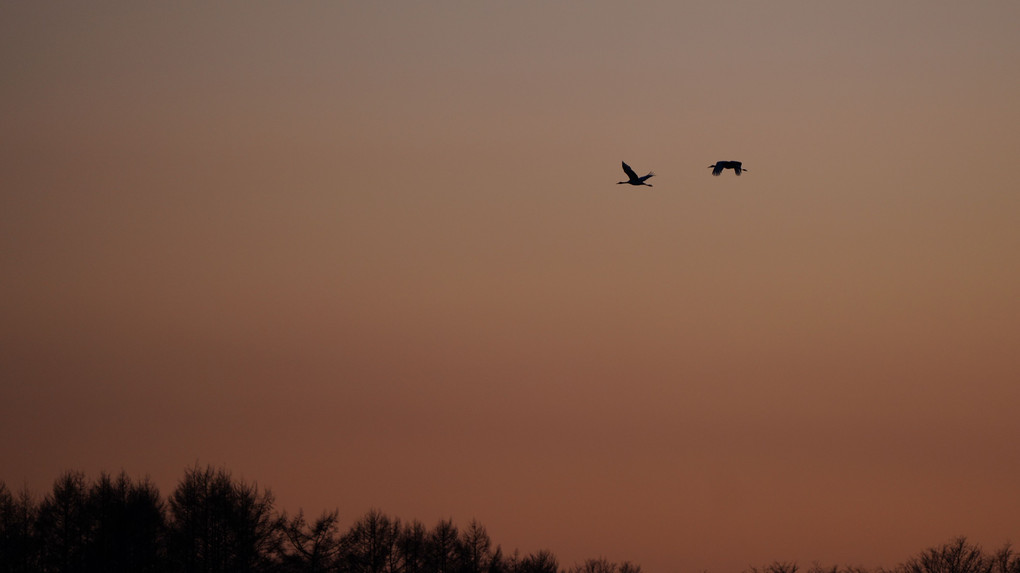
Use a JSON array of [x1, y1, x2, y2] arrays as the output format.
[[618, 161, 655, 186]]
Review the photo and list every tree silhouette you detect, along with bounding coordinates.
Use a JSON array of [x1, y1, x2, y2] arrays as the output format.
[[427, 519, 461, 573], [278, 509, 342, 573], [567, 557, 617, 573], [397, 519, 430, 573], [457, 520, 494, 573], [902, 537, 993, 573], [167, 465, 279, 573], [990, 544, 1020, 573], [36, 471, 91, 573], [618, 562, 642, 573], [512, 549, 560, 573], [83, 471, 166, 572], [565, 557, 641, 573], [15, 468, 1020, 573], [0, 482, 39, 573], [340, 508, 400, 573], [750, 562, 799, 573], [804, 563, 871, 573], [120, 474, 168, 572]]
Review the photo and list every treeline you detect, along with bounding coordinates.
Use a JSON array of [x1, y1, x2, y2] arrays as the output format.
[[2, 468, 1018, 573], [745, 537, 1020, 573], [0, 466, 640, 573]]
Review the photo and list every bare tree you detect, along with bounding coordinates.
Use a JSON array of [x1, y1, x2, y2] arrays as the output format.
[[427, 519, 461, 573], [84, 471, 166, 572], [167, 465, 280, 573], [397, 519, 429, 573], [569, 557, 618, 573], [278, 509, 341, 573], [747, 562, 801, 573], [458, 520, 493, 573], [36, 471, 91, 573], [3, 466, 659, 573], [0, 482, 40, 573], [122, 475, 168, 572], [568, 557, 641, 573], [805, 564, 878, 573], [902, 537, 992, 573], [618, 561, 642, 573], [341, 509, 400, 573], [488, 546, 507, 573], [231, 477, 281, 571], [515, 550, 559, 573], [990, 544, 1020, 573]]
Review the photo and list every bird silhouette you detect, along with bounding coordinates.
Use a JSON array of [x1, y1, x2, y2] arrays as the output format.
[[618, 161, 655, 186], [708, 161, 746, 176]]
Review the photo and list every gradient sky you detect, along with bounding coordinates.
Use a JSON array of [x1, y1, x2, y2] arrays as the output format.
[[2, 2, 1019, 571]]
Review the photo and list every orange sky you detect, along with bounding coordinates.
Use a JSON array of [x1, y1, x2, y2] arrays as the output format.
[[2, 3, 1019, 571]]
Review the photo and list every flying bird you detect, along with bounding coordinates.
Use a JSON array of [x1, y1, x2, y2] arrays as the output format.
[[618, 161, 655, 186], [708, 161, 747, 176]]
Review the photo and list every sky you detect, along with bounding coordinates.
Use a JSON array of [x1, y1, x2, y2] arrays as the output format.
[[2, 2, 1019, 571]]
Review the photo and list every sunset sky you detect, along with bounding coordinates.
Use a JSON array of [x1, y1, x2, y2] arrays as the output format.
[[2, 2, 1019, 571]]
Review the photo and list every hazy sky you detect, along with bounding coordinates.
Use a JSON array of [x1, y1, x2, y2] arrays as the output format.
[[2, 2, 1019, 571]]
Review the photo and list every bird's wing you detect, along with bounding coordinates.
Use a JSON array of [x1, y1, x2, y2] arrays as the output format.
[[639, 172, 655, 182], [621, 162, 638, 180], [712, 164, 723, 176]]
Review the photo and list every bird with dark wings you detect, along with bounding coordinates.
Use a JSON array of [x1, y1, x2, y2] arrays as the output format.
[[617, 161, 655, 186], [708, 161, 747, 176]]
